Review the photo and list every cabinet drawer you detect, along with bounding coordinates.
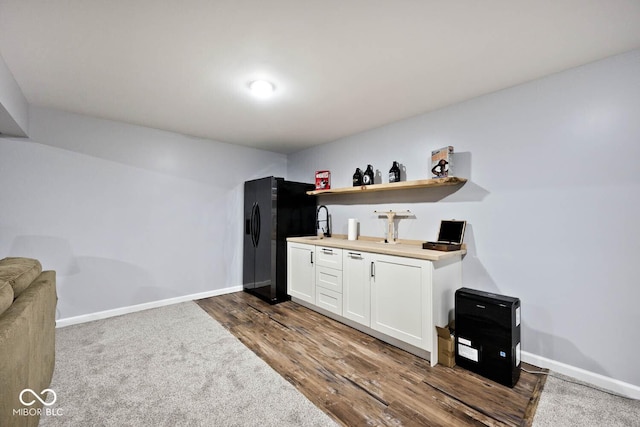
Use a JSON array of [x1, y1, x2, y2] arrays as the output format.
[[316, 266, 343, 293], [316, 247, 343, 269], [316, 287, 343, 316]]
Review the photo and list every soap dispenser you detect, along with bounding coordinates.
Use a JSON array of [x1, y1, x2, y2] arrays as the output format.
[[352, 168, 363, 186], [363, 165, 375, 185], [389, 161, 401, 183]]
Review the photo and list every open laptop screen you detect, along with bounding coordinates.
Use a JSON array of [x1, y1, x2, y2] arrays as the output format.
[[437, 220, 466, 244]]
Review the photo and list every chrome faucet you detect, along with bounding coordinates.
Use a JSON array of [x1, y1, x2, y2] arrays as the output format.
[[316, 205, 331, 237]]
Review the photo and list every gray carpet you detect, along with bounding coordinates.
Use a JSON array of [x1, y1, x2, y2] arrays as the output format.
[[40, 302, 337, 427], [533, 372, 640, 427]]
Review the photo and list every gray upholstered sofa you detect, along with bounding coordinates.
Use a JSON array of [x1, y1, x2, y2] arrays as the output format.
[[0, 257, 57, 427]]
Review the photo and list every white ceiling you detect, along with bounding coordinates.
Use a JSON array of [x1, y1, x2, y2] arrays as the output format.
[[1, 1, 640, 154]]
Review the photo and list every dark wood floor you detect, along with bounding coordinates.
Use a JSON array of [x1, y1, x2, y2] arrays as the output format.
[[196, 291, 546, 427]]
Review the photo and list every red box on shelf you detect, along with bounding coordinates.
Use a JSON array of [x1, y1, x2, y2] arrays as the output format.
[[315, 170, 331, 190]]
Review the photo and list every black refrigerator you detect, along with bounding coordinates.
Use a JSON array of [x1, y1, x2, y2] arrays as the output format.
[[243, 176, 317, 304]]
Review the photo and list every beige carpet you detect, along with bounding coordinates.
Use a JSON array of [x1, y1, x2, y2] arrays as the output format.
[[40, 301, 337, 427]]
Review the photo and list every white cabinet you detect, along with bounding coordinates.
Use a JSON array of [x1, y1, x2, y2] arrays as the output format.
[[287, 242, 315, 304], [287, 239, 461, 366], [344, 252, 432, 349], [315, 246, 343, 315], [288, 243, 344, 315], [342, 250, 371, 326], [370, 254, 432, 350]]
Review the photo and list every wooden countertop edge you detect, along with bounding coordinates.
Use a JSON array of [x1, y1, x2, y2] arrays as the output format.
[[286, 235, 466, 262]]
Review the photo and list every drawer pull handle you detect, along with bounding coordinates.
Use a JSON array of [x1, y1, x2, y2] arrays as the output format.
[[322, 248, 333, 254], [348, 252, 362, 258]]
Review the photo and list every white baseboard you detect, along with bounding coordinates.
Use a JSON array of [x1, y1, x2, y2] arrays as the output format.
[[55, 285, 243, 328], [522, 351, 640, 400]]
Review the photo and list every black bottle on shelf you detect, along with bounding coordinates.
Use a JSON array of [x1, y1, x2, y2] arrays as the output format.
[[352, 168, 363, 186], [363, 165, 375, 185], [389, 161, 401, 183]]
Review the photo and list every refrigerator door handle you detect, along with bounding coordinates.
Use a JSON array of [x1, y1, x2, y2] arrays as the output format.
[[250, 202, 257, 247], [255, 203, 260, 246]]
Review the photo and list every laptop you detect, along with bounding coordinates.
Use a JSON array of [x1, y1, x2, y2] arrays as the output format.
[[422, 220, 467, 251]]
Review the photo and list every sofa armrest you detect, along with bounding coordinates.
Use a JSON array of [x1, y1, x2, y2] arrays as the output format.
[[0, 271, 57, 427]]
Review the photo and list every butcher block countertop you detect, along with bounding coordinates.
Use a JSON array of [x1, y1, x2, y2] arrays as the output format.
[[286, 234, 466, 262]]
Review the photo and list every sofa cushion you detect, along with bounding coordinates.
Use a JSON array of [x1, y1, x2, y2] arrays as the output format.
[[0, 257, 43, 299], [0, 280, 13, 316]]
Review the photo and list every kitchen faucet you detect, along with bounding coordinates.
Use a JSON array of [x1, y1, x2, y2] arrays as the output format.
[[316, 205, 331, 237]]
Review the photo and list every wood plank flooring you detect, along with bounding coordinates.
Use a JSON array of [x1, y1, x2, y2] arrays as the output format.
[[196, 291, 546, 427]]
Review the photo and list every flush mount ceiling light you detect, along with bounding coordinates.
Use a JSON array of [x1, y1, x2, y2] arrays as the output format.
[[249, 80, 275, 98]]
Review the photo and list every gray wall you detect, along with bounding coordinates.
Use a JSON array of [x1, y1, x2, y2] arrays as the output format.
[[288, 49, 640, 386], [0, 106, 287, 319], [1, 47, 637, 388], [0, 53, 28, 136]]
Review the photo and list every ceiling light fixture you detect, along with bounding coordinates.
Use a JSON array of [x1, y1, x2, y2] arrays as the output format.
[[249, 80, 275, 98]]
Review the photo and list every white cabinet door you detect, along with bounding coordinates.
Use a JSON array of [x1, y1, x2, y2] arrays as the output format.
[[287, 242, 315, 304], [370, 254, 432, 350], [342, 250, 371, 326]]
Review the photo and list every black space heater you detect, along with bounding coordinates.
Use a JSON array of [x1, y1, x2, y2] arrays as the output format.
[[455, 287, 521, 388]]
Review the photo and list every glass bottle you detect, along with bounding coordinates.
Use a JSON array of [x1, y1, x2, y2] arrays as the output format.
[[389, 161, 401, 183], [352, 168, 363, 186], [363, 165, 375, 185]]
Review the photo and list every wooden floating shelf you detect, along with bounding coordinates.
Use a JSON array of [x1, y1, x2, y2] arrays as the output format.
[[307, 176, 467, 196]]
